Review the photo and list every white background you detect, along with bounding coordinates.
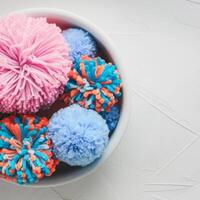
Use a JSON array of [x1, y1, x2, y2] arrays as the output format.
[[1, 0, 200, 199]]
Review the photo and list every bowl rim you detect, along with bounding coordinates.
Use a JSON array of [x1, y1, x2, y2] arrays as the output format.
[[4, 7, 131, 187]]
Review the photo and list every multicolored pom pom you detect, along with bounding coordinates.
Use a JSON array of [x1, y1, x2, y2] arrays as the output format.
[[62, 28, 96, 62], [100, 105, 120, 132], [0, 115, 58, 184], [63, 56, 122, 112], [48, 104, 109, 167], [0, 14, 72, 113]]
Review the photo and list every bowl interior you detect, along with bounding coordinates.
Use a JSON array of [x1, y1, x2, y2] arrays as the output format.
[[9, 8, 129, 187]]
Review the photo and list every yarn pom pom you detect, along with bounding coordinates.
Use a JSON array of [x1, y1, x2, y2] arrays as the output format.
[[100, 105, 120, 132], [0, 14, 72, 113], [63, 56, 122, 112], [0, 115, 58, 184], [62, 28, 96, 62], [48, 104, 109, 167]]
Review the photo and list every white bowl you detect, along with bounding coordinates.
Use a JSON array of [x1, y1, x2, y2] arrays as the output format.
[[7, 8, 130, 187]]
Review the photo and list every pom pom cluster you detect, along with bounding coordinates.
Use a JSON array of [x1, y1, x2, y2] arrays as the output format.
[[0, 14, 72, 113], [48, 104, 109, 167], [63, 56, 122, 112], [0, 13, 123, 185], [0, 115, 58, 184], [62, 28, 96, 62]]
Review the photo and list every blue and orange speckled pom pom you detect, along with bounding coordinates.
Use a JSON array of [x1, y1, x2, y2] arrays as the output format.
[[62, 56, 122, 112], [0, 115, 59, 185]]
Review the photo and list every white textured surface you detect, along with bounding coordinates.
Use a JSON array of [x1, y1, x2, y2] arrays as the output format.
[[1, 0, 200, 199]]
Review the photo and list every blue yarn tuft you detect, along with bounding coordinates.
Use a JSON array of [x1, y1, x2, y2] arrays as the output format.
[[100, 105, 120, 132], [48, 104, 109, 167], [62, 28, 96, 62]]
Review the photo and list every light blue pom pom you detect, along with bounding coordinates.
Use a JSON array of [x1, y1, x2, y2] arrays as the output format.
[[62, 28, 96, 62], [48, 104, 109, 167], [100, 105, 120, 132]]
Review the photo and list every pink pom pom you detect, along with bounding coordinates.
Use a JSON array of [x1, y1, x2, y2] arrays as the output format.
[[0, 14, 72, 113]]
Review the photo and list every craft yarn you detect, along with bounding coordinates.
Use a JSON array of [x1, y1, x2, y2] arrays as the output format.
[[62, 28, 96, 62], [0, 14, 72, 113], [63, 56, 122, 112], [100, 105, 120, 132], [0, 115, 58, 184], [48, 104, 109, 167]]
